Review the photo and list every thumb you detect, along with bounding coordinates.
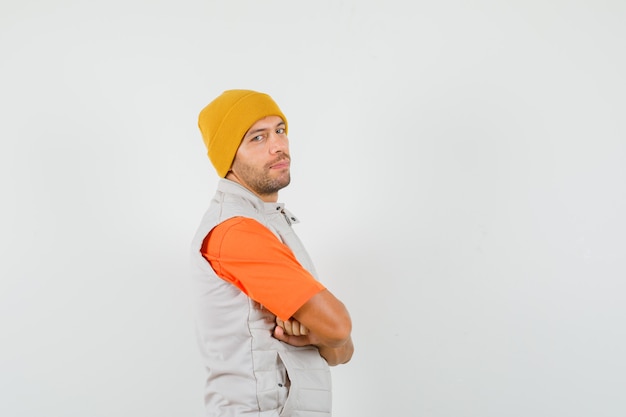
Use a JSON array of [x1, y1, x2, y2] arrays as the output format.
[[273, 324, 286, 340]]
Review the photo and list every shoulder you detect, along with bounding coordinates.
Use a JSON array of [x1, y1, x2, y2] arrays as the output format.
[[211, 217, 276, 243]]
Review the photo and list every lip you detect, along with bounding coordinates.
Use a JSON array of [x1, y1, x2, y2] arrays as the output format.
[[270, 160, 290, 169]]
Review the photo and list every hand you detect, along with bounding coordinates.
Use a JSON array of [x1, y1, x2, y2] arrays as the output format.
[[275, 317, 309, 336], [273, 317, 318, 347], [273, 317, 353, 365]]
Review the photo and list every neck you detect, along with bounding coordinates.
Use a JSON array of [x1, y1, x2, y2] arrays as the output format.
[[224, 173, 278, 203]]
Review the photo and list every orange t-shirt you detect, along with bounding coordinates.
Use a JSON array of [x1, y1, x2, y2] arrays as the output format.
[[201, 216, 325, 321]]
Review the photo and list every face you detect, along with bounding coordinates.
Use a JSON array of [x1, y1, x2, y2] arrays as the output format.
[[227, 115, 291, 202]]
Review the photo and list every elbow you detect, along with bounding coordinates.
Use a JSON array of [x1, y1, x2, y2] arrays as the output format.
[[338, 347, 354, 365], [326, 354, 352, 367], [321, 336, 354, 366], [333, 343, 355, 366]]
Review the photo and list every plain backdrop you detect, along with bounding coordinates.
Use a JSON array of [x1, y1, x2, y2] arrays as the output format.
[[1, 1, 625, 416]]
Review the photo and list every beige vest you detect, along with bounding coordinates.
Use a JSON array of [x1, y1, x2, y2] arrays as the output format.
[[190, 179, 332, 417]]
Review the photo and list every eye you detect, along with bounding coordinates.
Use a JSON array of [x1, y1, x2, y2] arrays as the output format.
[[251, 134, 264, 142], [276, 128, 285, 134]]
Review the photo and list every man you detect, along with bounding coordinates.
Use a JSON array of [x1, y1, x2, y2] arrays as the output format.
[[190, 89, 354, 417]]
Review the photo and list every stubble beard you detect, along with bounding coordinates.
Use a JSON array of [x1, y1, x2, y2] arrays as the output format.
[[231, 157, 291, 197]]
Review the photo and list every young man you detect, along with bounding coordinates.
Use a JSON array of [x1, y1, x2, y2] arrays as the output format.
[[191, 90, 354, 416]]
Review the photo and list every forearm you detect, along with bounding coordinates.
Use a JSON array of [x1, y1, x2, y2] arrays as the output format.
[[292, 290, 352, 347], [274, 289, 354, 365], [274, 320, 354, 366]]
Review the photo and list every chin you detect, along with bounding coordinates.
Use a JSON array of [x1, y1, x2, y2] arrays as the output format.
[[276, 180, 290, 191]]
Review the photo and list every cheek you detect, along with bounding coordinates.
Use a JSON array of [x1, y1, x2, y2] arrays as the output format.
[[233, 149, 254, 165], [231, 151, 261, 173]]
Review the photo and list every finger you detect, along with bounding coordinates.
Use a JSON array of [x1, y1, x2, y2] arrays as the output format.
[[292, 321, 301, 337], [283, 319, 293, 336], [300, 322, 308, 336]]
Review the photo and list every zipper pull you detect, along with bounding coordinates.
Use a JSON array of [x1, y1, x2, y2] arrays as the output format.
[[280, 208, 292, 226]]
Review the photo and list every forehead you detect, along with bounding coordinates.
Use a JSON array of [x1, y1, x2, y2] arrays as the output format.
[[245, 115, 285, 135]]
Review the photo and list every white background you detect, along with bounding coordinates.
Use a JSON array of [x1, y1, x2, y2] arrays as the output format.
[[1, 1, 625, 416]]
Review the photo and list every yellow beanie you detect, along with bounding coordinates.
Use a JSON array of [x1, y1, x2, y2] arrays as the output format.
[[198, 89, 288, 177]]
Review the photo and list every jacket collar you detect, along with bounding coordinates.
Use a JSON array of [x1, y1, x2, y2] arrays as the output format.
[[217, 179, 300, 223]]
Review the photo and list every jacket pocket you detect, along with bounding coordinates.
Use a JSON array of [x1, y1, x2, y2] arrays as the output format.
[[276, 351, 291, 415], [277, 347, 332, 416]]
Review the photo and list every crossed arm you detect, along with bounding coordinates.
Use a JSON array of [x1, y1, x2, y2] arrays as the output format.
[[203, 217, 354, 365], [273, 289, 354, 366]]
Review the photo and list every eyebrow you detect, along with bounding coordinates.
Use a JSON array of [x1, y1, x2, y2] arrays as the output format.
[[245, 121, 286, 138]]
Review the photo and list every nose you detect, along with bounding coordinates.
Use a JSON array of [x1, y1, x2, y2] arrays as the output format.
[[268, 132, 288, 154]]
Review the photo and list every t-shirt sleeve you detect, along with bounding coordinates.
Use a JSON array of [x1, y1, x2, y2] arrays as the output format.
[[200, 216, 325, 321]]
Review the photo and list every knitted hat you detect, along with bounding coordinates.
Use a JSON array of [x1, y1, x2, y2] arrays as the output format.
[[198, 89, 288, 177]]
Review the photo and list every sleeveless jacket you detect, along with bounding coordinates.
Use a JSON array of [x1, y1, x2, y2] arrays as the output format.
[[190, 179, 332, 417]]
